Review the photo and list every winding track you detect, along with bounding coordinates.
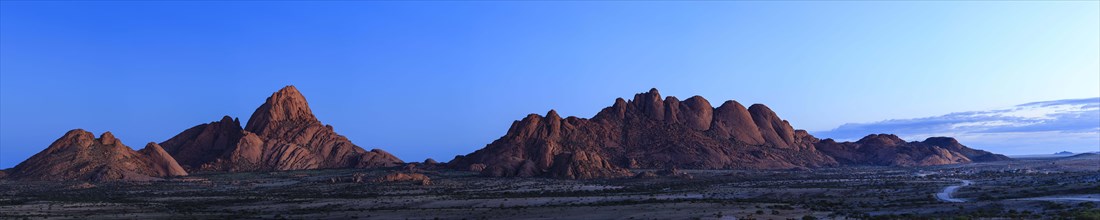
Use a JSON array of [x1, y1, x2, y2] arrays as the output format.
[[935, 179, 972, 203]]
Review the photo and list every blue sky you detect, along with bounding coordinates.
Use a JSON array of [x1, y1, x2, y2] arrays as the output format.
[[1, 1, 1098, 168], [816, 97, 1100, 155]]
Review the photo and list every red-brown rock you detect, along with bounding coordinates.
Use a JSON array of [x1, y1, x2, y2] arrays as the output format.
[[712, 100, 765, 145], [161, 85, 403, 172], [377, 172, 431, 185], [138, 142, 188, 177], [7, 129, 188, 182], [451, 88, 1008, 179], [451, 89, 839, 179], [159, 116, 244, 170], [547, 151, 631, 179]]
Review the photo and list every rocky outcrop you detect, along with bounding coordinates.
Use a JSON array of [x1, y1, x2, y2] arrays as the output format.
[[451, 88, 839, 178], [468, 163, 487, 172], [377, 172, 431, 185], [547, 151, 631, 179], [138, 142, 189, 177], [452, 88, 1009, 179], [160, 85, 403, 172], [7, 129, 187, 182], [815, 134, 1009, 166]]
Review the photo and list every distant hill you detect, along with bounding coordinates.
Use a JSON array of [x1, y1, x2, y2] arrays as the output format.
[[1010, 151, 1098, 159], [1060, 152, 1099, 160]]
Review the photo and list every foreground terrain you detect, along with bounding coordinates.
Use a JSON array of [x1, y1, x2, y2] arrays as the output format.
[[1, 154, 1097, 219]]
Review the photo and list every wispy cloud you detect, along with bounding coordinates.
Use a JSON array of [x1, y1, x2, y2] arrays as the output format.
[[813, 97, 1100, 155]]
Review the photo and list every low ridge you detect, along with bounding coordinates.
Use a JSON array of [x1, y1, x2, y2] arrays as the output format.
[[815, 134, 1010, 166], [7, 129, 187, 182]]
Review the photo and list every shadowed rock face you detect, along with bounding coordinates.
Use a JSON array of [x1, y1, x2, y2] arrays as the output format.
[[160, 116, 244, 170], [548, 151, 632, 180], [451, 88, 839, 179], [815, 134, 1010, 166], [161, 85, 403, 172], [7, 129, 187, 182]]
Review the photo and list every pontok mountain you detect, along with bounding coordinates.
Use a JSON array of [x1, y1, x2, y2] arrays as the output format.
[[450, 88, 839, 179], [450, 88, 1010, 179], [160, 86, 403, 172], [816, 134, 1010, 166], [5, 129, 187, 182]]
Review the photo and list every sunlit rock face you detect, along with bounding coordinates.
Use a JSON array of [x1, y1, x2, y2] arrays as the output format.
[[8, 129, 188, 182], [160, 85, 402, 172]]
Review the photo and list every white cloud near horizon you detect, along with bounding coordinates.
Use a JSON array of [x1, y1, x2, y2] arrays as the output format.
[[812, 97, 1100, 155]]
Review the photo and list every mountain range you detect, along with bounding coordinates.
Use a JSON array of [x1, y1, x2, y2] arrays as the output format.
[[0, 87, 1009, 181], [451, 89, 1008, 179]]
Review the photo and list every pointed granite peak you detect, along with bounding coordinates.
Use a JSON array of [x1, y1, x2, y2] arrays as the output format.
[[633, 88, 666, 120], [546, 109, 561, 120], [99, 131, 118, 145], [218, 115, 242, 128], [245, 85, 318, 134], [634, 88, 663, 101], [219, 115, 235, 124], [593, 98, 630, 121]]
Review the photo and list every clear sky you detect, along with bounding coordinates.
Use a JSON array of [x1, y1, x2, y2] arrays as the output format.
[[2, 1, 1098, 168]]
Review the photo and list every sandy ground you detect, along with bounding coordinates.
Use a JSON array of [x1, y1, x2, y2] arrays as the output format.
[[1015, 194, 1100, 202], [1, 154, 1096, 219]]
